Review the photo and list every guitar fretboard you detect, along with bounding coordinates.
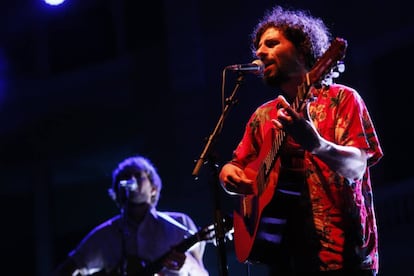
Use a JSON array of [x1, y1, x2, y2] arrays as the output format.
[[258, 82, 309, 196]]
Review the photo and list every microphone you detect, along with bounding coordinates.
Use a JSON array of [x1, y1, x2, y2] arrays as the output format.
[[225, 59, 264, 74], [119, 179, 138, 191]]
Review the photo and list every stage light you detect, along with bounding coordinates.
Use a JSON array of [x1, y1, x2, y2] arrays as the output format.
[[44, 0, 66, 6]]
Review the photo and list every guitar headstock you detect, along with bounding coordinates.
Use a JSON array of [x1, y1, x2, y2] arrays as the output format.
[[306, 37, 347, 86], [198, 215, 234, 245]]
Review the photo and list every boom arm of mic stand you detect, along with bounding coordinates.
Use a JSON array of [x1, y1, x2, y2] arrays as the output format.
[[192, 73, 245, 177], [191, 73, 245, 276]]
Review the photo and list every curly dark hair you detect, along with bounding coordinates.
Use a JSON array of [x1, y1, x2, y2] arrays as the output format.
[[251, 5, 332, 70]]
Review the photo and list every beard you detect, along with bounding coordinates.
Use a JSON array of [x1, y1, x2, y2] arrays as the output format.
[[262, 71, 289, 88]]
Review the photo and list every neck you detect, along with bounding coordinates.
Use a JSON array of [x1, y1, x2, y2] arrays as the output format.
[[279, 71, 306, 102], [125, 202, 151, 223]]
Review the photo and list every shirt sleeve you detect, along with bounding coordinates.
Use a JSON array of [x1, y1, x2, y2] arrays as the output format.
[[69, 218, 121, 275], [308, 84, 383, 167], [231, 100, 278, 169]]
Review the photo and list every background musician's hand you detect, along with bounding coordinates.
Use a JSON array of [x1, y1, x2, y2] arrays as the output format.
[[162, 249, 186, 271]]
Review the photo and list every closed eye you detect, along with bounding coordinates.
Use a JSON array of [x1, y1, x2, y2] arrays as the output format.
[[265, 39, 279, 48]]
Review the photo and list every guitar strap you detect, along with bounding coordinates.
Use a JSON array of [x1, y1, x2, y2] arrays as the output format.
[[157, 212, 196, 235]]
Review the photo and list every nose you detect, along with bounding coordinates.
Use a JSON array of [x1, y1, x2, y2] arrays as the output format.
[[255, 45, 266, 59]]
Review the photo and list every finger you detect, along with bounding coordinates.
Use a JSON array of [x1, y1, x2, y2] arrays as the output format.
[[272, 118, 283, 129], [240, 176, 254, 184], [165, 259, 181, 270], [284, 106, 301, 120], [224, 178, 238, 193], [227, 175, 239, 185], [276, 95, 301, 121], [162, 259, 173, 269], [276, 95, 290, 108], [229, 174, 254, 185], [278, 108, 292, 123], [171, 260, 179, 268], [275, 108, 292, 128], [226, 176, 255, 195]]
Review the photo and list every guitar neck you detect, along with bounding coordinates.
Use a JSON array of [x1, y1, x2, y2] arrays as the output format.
[[257, 82, 310, 195], [174, 233, 202, 253], [141, 233, 201, 275]]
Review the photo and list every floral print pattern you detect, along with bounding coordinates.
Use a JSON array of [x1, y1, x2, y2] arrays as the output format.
[[230, 83, 383, 272]]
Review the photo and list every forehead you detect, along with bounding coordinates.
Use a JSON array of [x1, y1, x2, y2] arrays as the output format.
[[259, 27, 285, 42], [118, 167, 147, 179]]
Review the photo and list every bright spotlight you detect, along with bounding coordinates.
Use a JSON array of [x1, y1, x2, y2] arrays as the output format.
[[44, 0, 66, 6]]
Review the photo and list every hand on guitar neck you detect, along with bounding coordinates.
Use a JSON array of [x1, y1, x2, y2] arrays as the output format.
[[272, 95, 321, 152]]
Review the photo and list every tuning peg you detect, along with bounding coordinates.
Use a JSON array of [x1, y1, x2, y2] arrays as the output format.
[[337, 61, 345, 73], [331, 71, 340, 78]]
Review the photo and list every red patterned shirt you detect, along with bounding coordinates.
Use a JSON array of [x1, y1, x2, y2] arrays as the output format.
[[230, 83, 383, 272]]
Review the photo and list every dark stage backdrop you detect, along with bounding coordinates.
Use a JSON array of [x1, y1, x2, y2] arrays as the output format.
[[0, 0, 413, 275]]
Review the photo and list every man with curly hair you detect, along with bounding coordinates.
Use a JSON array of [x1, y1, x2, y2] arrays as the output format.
[[219, 5, 383, 276]]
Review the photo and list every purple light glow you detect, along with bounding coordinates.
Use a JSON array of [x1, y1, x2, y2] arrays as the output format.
[[44, 0, 66, 6]]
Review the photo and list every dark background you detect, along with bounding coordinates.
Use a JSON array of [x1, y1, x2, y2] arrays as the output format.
[[0, 0, 413, 275]]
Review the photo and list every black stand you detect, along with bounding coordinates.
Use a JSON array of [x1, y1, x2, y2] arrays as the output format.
[[119, 191, 130, 276], [192, 73, 246, 276]]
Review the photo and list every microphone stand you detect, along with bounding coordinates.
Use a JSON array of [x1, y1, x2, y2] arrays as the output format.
[[192, 72, 246, 276], [119, 190, 130, 276]]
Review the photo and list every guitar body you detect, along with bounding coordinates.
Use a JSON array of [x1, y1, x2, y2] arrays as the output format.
[[233, 128, 282, 263]]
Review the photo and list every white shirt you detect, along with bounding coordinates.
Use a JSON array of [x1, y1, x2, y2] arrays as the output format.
[[69, 207, 208, 275]]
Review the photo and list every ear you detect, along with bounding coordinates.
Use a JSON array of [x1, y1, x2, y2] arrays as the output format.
[[151, 186, 158, 196], [150, 186, 158, 205], [300, 53, 308, 68]]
